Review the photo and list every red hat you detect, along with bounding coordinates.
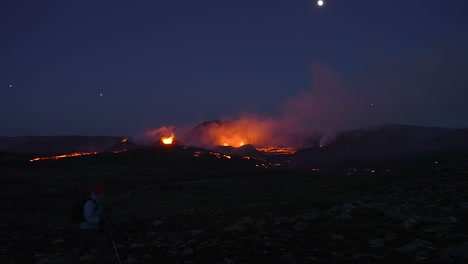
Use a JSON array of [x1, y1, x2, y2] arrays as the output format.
[[92, 186, 104, 195]]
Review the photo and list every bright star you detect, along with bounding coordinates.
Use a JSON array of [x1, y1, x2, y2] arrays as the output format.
[[318, 0, 324, 6]]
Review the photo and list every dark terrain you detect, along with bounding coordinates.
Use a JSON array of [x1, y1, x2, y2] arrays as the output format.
[[1, 125, 468, 263], [2, 159, 468, 263]]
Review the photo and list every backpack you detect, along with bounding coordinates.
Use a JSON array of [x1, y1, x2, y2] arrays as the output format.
[[72, 198, 97, 224]]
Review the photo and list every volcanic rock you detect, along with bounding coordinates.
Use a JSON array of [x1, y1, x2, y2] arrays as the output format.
[[189, 229, 206, 236], [153, 220, 164, 226], [123, 257, 137, 264], [395, 239, 433, 252], [331, 234, 344, 240], [439, 243, 468, 262], [224, 223, 245, 232], [51, 239, 64, 245], [130, 243, 144, 248], [214, 144, 260, 157], [293, 221, 308, 231], [300, 211, 320, 221]]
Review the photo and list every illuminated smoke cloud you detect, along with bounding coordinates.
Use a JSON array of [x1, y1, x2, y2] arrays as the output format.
[[137, 126, 175, 145], [141, 39, 468, 149]]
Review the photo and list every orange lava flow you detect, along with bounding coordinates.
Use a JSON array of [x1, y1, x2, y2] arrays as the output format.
[[256, 147, 296, 155], [29, 152, 99, 162]]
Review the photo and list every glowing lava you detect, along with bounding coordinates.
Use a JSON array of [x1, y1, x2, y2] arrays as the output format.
[[257, 147, 296, 155], [29, 152, 99, 162], [161, 134, 175, 144], [121, 138, 128, 151], [222, 140, 245, 147]]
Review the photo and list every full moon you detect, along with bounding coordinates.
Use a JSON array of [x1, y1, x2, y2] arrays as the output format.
[[318, 0, 324, 6]]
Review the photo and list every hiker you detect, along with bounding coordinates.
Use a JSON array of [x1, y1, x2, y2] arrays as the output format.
[[74, 186, 109, 264], [80, 186, 105, 231]]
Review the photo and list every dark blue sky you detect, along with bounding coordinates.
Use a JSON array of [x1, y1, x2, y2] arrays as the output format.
[[2, 0, 467, 136]]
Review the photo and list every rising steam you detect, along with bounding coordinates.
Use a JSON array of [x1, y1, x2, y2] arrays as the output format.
[[140, 63, 352, 148], [140, 38, 468, 149]]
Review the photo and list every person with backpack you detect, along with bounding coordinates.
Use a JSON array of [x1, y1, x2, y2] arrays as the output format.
[[76, 186, 108, 264], [61, 186, 111, 264], [80, 186, 105, 231]]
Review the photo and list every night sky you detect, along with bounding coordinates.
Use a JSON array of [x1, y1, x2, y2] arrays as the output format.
[[2, 0, 468, 137]]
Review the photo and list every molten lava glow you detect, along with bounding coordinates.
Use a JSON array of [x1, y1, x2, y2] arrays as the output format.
[[161, 134, 175, 144], [220, 139, 246, 147], [187, 117, 279, 148], [257, 147, 296, 155], [121, 138, 128, 143], [29, 152, 99, 162], [209, 152, 231, 159]]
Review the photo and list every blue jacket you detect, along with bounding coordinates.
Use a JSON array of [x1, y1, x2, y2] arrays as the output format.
[[79, 193, 104, 230]]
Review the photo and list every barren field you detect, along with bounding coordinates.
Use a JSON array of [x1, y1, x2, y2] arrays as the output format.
[[1, 164, 468, 263]]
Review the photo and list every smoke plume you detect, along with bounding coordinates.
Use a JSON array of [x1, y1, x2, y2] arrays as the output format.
[[140, 38, 468, 149]]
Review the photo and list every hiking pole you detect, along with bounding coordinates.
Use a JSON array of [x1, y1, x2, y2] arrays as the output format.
[[105, 220, 123, 264], [111, 239, 122, 264], [104, 231, 122, 264]]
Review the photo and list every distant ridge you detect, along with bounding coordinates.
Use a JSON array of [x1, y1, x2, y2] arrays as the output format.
[[1, 124, 467, 157], [291, 124, 468, 169], [0, 136, 131, 155], [329, 124, 466, 153]]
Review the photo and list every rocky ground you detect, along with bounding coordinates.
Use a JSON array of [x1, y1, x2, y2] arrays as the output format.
[[1, 164, 467, 264]]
